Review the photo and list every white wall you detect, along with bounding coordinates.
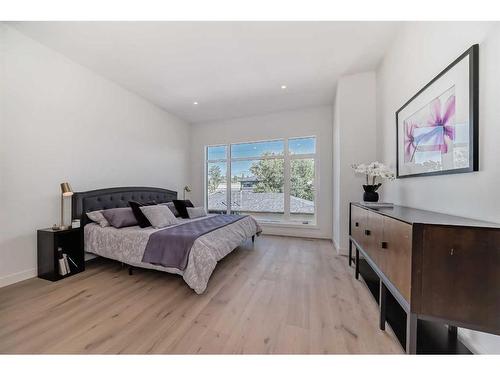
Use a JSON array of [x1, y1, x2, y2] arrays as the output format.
[[190, 106, 333, 239], [333, 72, 377, 253], [376, 21, 500, 354], [0, 25, 191, 287]]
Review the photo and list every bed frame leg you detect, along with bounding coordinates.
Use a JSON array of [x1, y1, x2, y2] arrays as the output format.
[[128, 266, 133, 276], [252, 235, 255, 243]]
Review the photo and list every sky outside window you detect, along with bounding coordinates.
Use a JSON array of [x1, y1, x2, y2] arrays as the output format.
[[207, 145, 227, 160], [231, 140, 284, 159], [289, 137, 316, 155]]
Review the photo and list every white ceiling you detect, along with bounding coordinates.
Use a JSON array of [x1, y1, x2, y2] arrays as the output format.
[[10, 22, 401, 124]]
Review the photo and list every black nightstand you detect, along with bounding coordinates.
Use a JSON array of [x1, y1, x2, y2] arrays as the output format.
[[37, 227, 85, 281]]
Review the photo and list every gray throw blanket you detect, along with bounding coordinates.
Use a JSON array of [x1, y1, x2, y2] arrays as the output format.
[[142, 214, 247, 270]]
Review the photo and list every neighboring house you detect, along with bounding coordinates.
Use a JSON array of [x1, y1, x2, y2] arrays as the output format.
[[239, 176, 260, 190], [208, 190, 314, 214], [210, 175, 313, 214], [215, 182, 241, 191], [215, 177, 259, 192]]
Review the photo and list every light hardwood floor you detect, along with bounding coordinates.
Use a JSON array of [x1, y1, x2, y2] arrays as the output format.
[[0, 235, 402, 354]]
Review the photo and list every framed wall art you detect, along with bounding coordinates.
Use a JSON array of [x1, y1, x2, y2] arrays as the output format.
[[396, 44, 479, 178]]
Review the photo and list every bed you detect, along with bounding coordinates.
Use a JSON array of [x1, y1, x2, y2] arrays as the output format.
[[72, 187, 261, 294]]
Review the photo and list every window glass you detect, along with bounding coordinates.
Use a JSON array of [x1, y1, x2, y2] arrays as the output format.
[[231, 140, 284, 159], [289, 137, 316, 155], [207, 161, 227, 213], [230, 159, 284, 221], [207, 145, 227, 161], [290, 158, 315, 223]]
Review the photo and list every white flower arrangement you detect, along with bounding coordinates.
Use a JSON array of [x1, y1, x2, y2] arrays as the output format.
[[352, 161, 395, 186]]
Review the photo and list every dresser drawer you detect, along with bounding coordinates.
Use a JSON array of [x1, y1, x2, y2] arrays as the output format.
[[350, 205, 367, 247], [365, 210, 385, 268], [382, 216, 412, 302], [351, 206, 412, 301]]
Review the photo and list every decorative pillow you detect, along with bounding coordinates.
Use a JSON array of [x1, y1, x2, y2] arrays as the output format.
[[129, 200, 157, 228], [172, 199, 194, 219], [161, 201, 180, 217], [139, 205, 179, 229], [187, 207, 207, 219], [86, 210, 110, 227], [102, 207, 138, 228]]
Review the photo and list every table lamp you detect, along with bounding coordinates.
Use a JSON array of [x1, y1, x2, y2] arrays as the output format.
[[183, 185, 191, 200], [59, 182, 73, 230]]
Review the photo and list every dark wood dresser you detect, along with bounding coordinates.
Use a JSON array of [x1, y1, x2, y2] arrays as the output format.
[[349, 203, 500, 354]]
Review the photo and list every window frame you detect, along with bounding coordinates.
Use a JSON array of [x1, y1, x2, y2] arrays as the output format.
[[205, 136, 318, 226]]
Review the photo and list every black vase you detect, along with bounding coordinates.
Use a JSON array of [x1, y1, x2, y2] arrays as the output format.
[[363, 185, 379, 202]]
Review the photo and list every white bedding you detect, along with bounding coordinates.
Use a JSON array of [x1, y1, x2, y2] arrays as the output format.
[[84, 214, 261, 294]]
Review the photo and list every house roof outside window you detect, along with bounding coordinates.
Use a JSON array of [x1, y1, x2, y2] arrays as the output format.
[[208, 190, 314, 213]]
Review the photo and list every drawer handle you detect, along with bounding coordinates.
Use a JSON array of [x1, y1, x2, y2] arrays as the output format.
[[364, 229, 371, 236], [355, 222, 359, 227], [381, 241, 388, 249]]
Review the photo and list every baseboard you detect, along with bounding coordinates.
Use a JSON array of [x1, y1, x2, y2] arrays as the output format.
[[84, 252, 97, 261], [0, 267, 37, 288], [336, 244, 348, 256], [339, 248, 349, 256], [332, 238, 339, 250], [261, 226, 331, 240], [333, 239, 348, 255]]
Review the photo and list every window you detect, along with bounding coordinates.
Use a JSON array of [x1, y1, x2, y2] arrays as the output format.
[[206, 145, 228, 214], [206, 137, 316, 225], [230, 143, 285, 221]]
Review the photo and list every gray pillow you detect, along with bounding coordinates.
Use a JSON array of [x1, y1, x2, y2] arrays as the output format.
[[102, 207, 138, 228], [161, 202, 180, 217], [140, 204, 179, 229], [187, 207, 207, 219], [86, 210, 110, 227]]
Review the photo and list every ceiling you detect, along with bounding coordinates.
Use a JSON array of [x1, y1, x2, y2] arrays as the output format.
[[10, 22, 401, 124]]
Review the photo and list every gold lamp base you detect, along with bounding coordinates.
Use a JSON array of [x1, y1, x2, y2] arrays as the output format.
[[52, 224, 71, 231]]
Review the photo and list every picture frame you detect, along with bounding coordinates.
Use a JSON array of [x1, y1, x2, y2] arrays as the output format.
[[396, 44, 479, 178]]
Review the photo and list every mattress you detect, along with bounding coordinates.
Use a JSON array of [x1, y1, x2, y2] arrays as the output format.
[[84, 214, 261, 293]]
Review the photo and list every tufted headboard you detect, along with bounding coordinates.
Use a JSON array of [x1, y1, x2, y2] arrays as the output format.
[[72, 186, 177, 227]]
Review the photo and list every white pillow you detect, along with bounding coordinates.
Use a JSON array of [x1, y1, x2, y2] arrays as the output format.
[[86, 210, 110, 227], [139, 204, 179, 229], [187, 207, 207, 219]]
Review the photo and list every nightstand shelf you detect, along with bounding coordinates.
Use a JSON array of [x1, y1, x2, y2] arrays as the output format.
[[37, 227, 85, 281]]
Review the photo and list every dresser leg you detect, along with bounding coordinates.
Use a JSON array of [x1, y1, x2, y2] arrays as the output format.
[[348, 240, 352, 267], [379, 281, 387, 330], [448, 325, 458, 340], [355, 248, 359, 280], [406, 313, 417, 354]]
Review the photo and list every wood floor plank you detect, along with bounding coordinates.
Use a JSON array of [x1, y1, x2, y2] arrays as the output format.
[[0, 235, 402, 354]]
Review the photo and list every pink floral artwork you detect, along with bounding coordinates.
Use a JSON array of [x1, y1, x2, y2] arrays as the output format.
[[403, 87, 456, 163]]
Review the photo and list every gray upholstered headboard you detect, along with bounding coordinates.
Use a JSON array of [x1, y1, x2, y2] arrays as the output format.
[[72, 186, 177, 226]]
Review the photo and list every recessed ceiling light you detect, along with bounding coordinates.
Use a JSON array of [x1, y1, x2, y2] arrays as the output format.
[[193, 101, 199, 105], [281, 85, 287, 90]]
